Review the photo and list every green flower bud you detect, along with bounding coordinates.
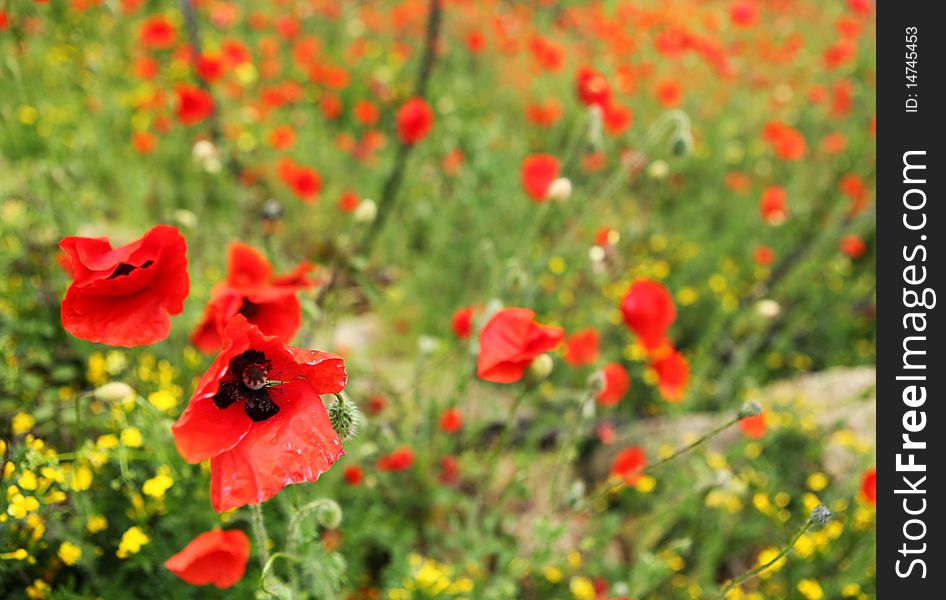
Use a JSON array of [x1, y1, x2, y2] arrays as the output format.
[[328, 394, 361, 440], [738, 401, 763, 419]]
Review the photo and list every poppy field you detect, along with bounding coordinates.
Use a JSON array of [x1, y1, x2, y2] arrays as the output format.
[[0, 0, 876, 599]]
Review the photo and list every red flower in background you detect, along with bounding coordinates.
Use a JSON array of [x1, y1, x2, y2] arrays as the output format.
[[338, 191, 360, 213], [575, 67, 611, 108], [397, 97, 434, 144], [477, 308, 564, 383], [173, 316, 347, 512], [440, 408, 463, 433], [191, 242, 313, 353], [139, 15, 176, 49], [521, 154, 560, 202], [59, 225, 189, 347], [651, 348, 689, 403], [344, 465, 363, 486], [860, 466, 876, 505], [759, 185, 788, 225], [439, 455, 460, 483], [277, 158, 322, 202], [377, 446, 415, 471], [175, 85, 214, 126], [763, 121, 807, 160], [165, 529, 250, 589], [621, 280, 676, 351], [840, 234, 866, 259], [563, 328, 600, 367], [729, 1, 758, 27], [451, 306, 477, 339], [597, 363, 630, 406], [656, 80, 683, 107], [753, 245, 775, 266], [611, 446, 647, 485], [740, 412, 767, 438]]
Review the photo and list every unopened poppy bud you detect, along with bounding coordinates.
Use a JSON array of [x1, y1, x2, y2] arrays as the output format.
[[670, 129, 694, 157], [810, 504, 832, 527], [191, 140, 221, 173], [738, 401, 762, 419], [546, 177, 572, 203], [647, 159, 669, 180], [315, 499, 343, 529], [354, 199, 377, 223], [528, 353, 554, 381], [94, 382, 135, 403], [328, 394, 361, 440], [755, 299, 781, 319], [587, 370, 606, 394], [261, 199, 283, 222]]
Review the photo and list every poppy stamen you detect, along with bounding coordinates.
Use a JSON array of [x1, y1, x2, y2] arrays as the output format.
[[212, 350, 280, 421]]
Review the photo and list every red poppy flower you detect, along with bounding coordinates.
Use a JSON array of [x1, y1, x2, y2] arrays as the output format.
[[759, 185, 788, 225], [277, 158, 322, 203], [597, 363, 630, 406], [268, 126, 296, 150], [521, 154, 560, 202], [840, 234, 866, 259], [477, 308, 564, 383], [575, 67, 611, 108], [173, 315, 347, 512], [651, 348, 689, 403], [753, 245, 775, 266], [439, 455, 460, 484], [139, 15, 176, 49], [175, 85, 215, 126], [195, 53, 225, 83], [740, 412, 767, 439], [343, 465, 363, 486], [377, 446, 415, 472], [762, 122, 807, 161], [563, 328, 600, 367], [729, 1, 758, 27], [466, 30, 486, 53], [656, 80, 683, 108], [165, 529, 250, 589], [603, 102, 633, 136], [59, 225, 189, 347], [338, 191, 360, 213], [191, 242, 313, 353], [451, 306, 476, 339], [860, 466, 876, 505], [611, 446, 647, 485], [132, 131, 157, 154], [620, 280, 676, 351], [396, 97, 434, 145], [440, 408, 463, 433], [353, 100, 380, 126]]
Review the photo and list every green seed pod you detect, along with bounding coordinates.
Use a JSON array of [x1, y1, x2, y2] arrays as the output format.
[[328, 394, 361, 440], [738, 401, 763, 419], [810, 504, 833, 527]]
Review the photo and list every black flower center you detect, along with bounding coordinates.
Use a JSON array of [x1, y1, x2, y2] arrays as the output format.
[[238, 299, 260, 318], [212, 350, 280, 422], [109, 260, 154, 279]]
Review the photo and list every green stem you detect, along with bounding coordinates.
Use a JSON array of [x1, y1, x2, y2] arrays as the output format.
[[715, 519, 814, 598], [252, 504, 272, 571]]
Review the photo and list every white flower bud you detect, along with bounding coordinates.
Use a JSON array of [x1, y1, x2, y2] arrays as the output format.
[[94, 382, 135, 403], [546, 177, 572, 203], [354, 199, 377, 223]]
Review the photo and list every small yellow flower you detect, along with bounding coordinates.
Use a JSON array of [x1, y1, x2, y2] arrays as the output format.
[[569, 576, 596, 600], [26, 579, 50, 600], [142, 467, 174, 499], [755, 547, 786, 578], [117, 526, 150, 558], [807, 472, 829, 492], [12, 413, 35, 435], [797, 579, 824, 600], [87, 514, 108, 533], [6, 493, 40, 519], [58, 542, 82, 565], [1, 548, 29, 560], [96, 434, 119, 449], [70, 465, 93, 492], [121, 427, 143, 448], [17, 470, 39, 491], [542, 565, 563, 583], [148, 390, 178, 412]]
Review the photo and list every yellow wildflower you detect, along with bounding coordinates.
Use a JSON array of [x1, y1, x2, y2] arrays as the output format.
[[121, 427, 143, 448], [12, 413, 35, 435], [117, 526, 150, 558], [58, 542, 82, 565]]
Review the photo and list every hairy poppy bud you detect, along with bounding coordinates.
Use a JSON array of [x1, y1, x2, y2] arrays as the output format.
[[527, 353, 555, 381], [670, 129, 693, 157], [328, 394, 361, 440], [315, 499, 343, 529], [546, 177, 572, 203], [738, 401, 763, 419], [261, 199, 283, 222], [354, 199, 377, 223], [94, 382, 135, 403], [810, 504, 832, 527]]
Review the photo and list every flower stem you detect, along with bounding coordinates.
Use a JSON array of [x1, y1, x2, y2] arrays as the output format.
[[715, 518, 814, 599], [252, 503, 272, 571]]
